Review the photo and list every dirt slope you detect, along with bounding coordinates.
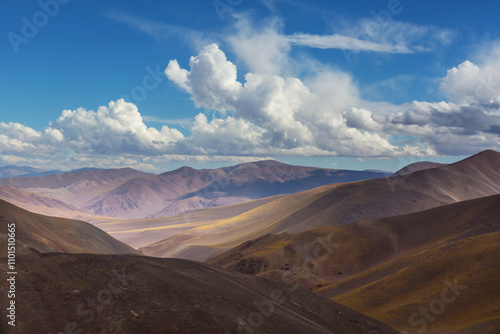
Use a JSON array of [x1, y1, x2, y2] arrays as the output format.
[[0, 199, 137, 256], [0, 253, 401, 334], [208, 194, 500, 333]]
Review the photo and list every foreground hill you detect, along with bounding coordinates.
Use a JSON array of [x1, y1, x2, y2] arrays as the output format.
[[332, 231, 500, 334], [0, 253, 401, 334], [140, 150, 500, 261], [0, 199, 137, 256], [208, 194, 500, 333]]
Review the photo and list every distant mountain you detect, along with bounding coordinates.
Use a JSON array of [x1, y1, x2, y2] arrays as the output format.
[[68, 167, 101, 172], [0, 199, 137, 256], [0, 185, 84, 216], [138, 150, 500, 261], [0, 160, 390, 219], [0, 167, 155, 212], [84, 160, 390, 219], [0, 167, 152, 191], [363, 168, 392, 173], [1, 253, 400, 334], [0, 165, 62, 178], [82, 165, 228, 218]]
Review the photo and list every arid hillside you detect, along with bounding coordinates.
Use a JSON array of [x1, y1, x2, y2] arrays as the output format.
[[0, 253, 401, 334], [207, 194, 500, 333], [0, 199, 137, 256]]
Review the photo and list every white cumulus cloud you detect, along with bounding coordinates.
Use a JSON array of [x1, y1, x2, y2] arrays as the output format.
[[165, 44, 431, 157], [52, 99, 184, 155], [441, 59, 500, 105]]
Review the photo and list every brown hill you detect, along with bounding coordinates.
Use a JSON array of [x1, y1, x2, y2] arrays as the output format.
[[332, 232, 500, 334], [140, 150, 500, 261], [0, 253, 401, 334], [275, 149, 500, 233], [207, 194, 500, 333], [208, 193, 500, 282], [0, 199, 137, 256], [393, 161, 446, 175]]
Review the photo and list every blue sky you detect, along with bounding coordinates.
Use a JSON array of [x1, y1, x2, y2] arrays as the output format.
[[1, 0, 500, 172]]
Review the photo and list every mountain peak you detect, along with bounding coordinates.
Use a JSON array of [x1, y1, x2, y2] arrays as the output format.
[[470, 149, 500, 159], [252, 159, 285, 166], [233, 160, 285, 170], [160, 166, 198, 177], [452, 149, 500, 167], [394, 161, 445, 176]]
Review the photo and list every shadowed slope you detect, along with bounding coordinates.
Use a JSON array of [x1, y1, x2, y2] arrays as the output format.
[[0, 199, 137, 256], [0, 253, 401, 334]]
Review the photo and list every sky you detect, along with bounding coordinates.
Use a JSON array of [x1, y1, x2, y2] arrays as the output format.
[[1, 0, 500, 173]]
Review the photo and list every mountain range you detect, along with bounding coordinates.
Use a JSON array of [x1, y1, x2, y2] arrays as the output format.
[[1, 150, 500, 333], [0, 165, 62, 179], [134, 150, 500, 262], [0, 160, 389, 219]]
